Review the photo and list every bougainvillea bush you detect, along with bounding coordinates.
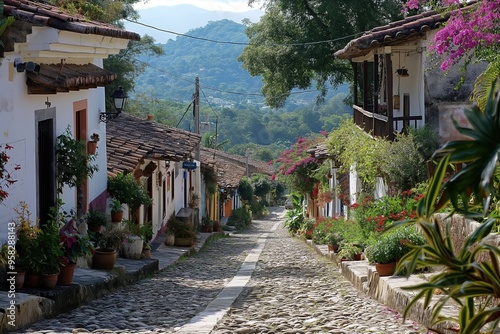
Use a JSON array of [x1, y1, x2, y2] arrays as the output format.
[[0, 144, 20, 203], [273, 133, 327, 195], [404, 0, 500, 71]]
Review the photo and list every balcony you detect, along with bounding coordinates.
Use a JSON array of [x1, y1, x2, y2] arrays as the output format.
[[353, 105, 422, 139]]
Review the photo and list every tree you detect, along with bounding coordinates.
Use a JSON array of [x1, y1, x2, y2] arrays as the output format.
[[240, 0, 404, 108]]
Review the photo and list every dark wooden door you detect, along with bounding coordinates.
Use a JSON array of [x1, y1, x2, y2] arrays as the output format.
[[38, 119, 56, 227]]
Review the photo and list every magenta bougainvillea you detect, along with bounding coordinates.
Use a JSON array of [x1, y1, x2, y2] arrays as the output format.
[[404, 0, 500, 71], [272, 134, 326, 195], [0, 144, 20, 203]]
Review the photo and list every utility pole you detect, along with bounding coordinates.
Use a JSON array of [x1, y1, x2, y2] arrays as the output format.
[[193, 77, 200, 161]]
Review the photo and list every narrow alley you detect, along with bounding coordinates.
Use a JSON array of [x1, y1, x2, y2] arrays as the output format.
[[15, 208, 427, 334]]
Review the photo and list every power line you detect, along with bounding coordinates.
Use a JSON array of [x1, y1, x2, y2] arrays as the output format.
[[125, 18, 362, 47]]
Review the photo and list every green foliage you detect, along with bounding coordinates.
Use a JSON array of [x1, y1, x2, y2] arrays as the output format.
[[238, 178, 254, 202], [56, 126, 98, 196], [328, 119, 388, 192], [250, 174, 272, 198], [124, 220, 153, 242], [202, 168, 217, 195], [85, 210, 107, 228], [167, 215, 195, 239], [283, 207, 305, 234], [393, 87, 500, 333], [337, 242, 362, 261], [241, 0, 403, 108], [380, 131, 428, 191], [60, 232, 93, 264], [365, 226, 425, 265], [90, 224, 125, 251], [107, 173, 152, 212], [227, 206, 252, 229], [108, 199, 123, 213]]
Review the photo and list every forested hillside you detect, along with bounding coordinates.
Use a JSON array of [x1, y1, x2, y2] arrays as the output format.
[[130, 20, 352, 160]]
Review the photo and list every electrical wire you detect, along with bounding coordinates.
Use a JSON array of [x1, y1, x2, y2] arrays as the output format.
[[176, 99, 194, 127], [125, 18, 363, 47]]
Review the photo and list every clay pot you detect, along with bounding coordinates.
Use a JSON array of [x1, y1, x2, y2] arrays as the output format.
[[87, 141, 97, 155], [111, 211, 123, 223], [375, 262, 397, 276], [57, 263, 76, 285], [42, 273, 59, 289], [93, 249, 117, 270], [27, 272, 42, 287]]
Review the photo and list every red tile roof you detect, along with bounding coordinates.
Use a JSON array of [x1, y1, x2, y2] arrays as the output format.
[[107, 113, 201, 176], [26, 63, 117, 94], [334, 3, 475, 59], [3, 0, 140, 41], [200, 149, 246, 189]]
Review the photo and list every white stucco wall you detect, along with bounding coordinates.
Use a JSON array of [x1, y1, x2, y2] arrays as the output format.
[[0, 57, 108, 233]]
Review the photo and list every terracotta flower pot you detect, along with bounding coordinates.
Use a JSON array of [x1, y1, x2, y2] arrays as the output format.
[[375, 262, 397, 276], [174, 237, 194, 247], [111, 211, 123, 223], [328, 244, 339, 253], [15, 270, 26, 289], [43, 273, 59, 289], [93, 249, 117, 270], [142, 249, 151, 259], [27, 272, 42, 287], [57, 263, 76, 285], [87, 141, 97, 155]]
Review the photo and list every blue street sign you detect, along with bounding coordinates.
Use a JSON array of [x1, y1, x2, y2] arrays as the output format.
[[182, 161, 197, 170]]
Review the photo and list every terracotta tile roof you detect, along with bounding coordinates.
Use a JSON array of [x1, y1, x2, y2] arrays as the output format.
[[3, 0, 140, 41], [334, 3, 475, 59], [107, 113, 201, 176], [26, 63, 117, 94], [200, 149, 246, 189], [200, 147, 274, 177]]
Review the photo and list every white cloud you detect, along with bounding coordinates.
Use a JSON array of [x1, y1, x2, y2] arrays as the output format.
[[135, 0, 261, 12]]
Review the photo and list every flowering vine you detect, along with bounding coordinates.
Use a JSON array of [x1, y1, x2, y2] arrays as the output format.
[[403, 0, 500, 71], [0, 144, 20, 203], [273, 134, 326, 195]]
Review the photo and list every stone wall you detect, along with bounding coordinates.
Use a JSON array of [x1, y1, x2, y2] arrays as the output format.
[[434, 213, 500, 262]]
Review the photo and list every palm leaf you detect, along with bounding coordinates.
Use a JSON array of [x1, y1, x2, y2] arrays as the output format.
[[471, 63, 500, 111]]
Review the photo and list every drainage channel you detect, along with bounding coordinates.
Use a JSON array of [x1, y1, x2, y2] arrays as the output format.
[[174, 221, 281, 334]]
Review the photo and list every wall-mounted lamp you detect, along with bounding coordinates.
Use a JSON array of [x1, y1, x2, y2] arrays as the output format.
[[14, 58, 40, 73], [99, 86, 128, 123]]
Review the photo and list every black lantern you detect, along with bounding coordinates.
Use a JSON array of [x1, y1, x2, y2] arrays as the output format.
[[99, 86, 128, 123]]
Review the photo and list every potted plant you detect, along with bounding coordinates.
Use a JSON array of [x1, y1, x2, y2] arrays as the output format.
[[85, 209, 107, 232], [14, 202, 42, 287], [326, 232, 343, 253], [108, 199, 124, 223], [337, 242, 362, 262], [107, 173, 152, 224], [167, 216, 196, 247], [123, 220, 152, 259], [59, 219, 94, 285], [201, 215, 213, 233], [37, 223, 64, 288], [90, 225, 124, 269], [142, 243, 152, 259], [87, 133, 99, 155]]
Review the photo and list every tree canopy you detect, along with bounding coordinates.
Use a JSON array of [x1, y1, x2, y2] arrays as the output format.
[[240, 0, 404, 108]]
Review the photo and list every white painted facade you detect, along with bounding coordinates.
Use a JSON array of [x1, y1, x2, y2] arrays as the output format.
[[0, 25, 131, 239]]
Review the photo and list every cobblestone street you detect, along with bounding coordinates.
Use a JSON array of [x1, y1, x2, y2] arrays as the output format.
[[15, 208, 428, 334]]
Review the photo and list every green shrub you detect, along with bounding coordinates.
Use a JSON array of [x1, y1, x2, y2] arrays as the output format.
[[228, 207, 252, 229]]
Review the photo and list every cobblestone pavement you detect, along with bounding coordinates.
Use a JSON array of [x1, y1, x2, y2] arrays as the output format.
[[15, 208, 428, 334]]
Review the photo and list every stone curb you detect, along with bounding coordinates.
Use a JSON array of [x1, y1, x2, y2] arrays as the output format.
[[302, 237, 460, 334], [0, 232, 217, 333]]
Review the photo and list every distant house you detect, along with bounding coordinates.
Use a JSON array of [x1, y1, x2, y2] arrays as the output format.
[[0, 0, 139, 234], [200, 148, 274, 224], [106, 113, 201, 239], [334, 3, 484, 144]]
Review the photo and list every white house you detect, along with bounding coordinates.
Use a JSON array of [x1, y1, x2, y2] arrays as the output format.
[[0, 0, 140, 235], [106, 113, 201, 239]]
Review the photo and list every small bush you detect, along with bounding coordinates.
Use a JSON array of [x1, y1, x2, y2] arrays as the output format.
[[228, 207, 252, 229]]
